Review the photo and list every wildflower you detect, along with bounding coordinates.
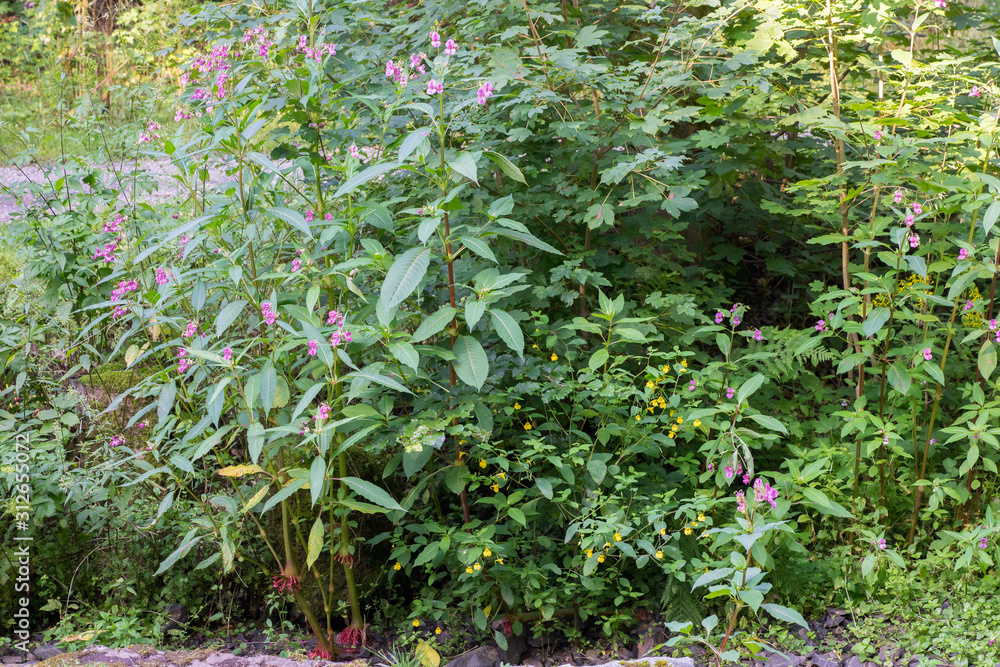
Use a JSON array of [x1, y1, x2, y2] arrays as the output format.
[[971, 86, 982, 98], [308, 340, 318, 356], [394, 562, 402, 571], [430, 31, 441, 48], [752, 478, 780, 509], [514, 402, 521, 409], [491, 484, 499, 493], [325, 213, 332, 221], [934, 0, 945, 7], [272, 574, 300, 594], [991, 319, 998, 331], [905, 214, 915, 227], [655, 550, 663, 559], [349, 145, 360, 159], [597, 554, 605, 563], [550, 353, 558, 361], [965, 300, 974, 311], [912, 202, 923, 215], [223, 347, 232, 362], [753, 329, 763, 341], [155, 268, 170, 285], [261, 302, 278, 325], [473, 562, 481, 571], [435, 628, 442, 635], [523, 422, 531, 431], [291, 259, 302, 272], [715, 311, 724, 324], [742, 473, 750, 485], [109, 435, 126, 448], [426, 78, 443, 95], [662, 365, 670, 372], [879, 538, 887, 549], [874, 130, 882, 140], [736, 491, 747, 513], [586, 549, 593, 558], [687, 379, 696, 391], [495, 558, 504, 565], [894, 190, 903, 204], [697, 513, 705, 522], [479, 459, 487, 469], [683, 527, 692, 535], [726, 387, 735, 399], [613, 533, 622, 542], [733, 315, 741, 326], [444, 39, 457, 55], [815, 319, 826, 331], [981, 537, 989, 549], [958, 248, 968, 261], [923, 348, 933, 361], [483, 548, 491, 557], [725, 466, 734, 479], [636, 414, 642, 421], [476, 81, 494, 105], [909, 234, 920, 249]]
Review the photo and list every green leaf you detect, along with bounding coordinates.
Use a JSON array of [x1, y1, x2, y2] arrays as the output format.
[[536, 478, 554, 499], [158, 382, 176, 422], [483, 150, 526, 184], [490, 310, 525, 358], [310, 456, 326, 507], [340, 476, 404, 512], [587, 459, 607, 484], [508, 507, 526, 526], [262, 479, 307, 514], [461, 236, 498, 263], [382, 247, 432, 309], [293, 382, 327, 420], [924, 361, 945, 386], [155, 529, 202, 575], [333, 162, 398, 198], [737, 374, 765, 405], [980, 340, 997, 381], [259, 363, 277, 414], [452, 336, 489, 389], [448, 152, 478, 184], [800, 487, 853, 518], [760, 603, 808, 629], [347, 368, 412, 394], [492, 227, 562, 255], [589, 348, 609, 371], [216, 300, 247, 337], [739, 589, 764, 611], [397, 127, 430, 164], [389, 341, 420, 371], [412, 307, 457, 342], [268, 207, 313, 238], [863, 307, 891, 338], [747, 413, 787, 434], [247, 422, 265, 464], [306, 517, 325, 569], [887, 361, 911, 395], [984, 201, 1000, 236]]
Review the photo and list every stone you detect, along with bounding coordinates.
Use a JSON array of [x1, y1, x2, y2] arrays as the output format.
[[636, 626, 669, 658], [523, 659, 544, 667], [823, 615, 845, 629], [807, 652, 842, 667], [497, 632, 528, 665], [763, 652, 803, 667], [445, 646, 501, 667], [878, 647, 903, 663], [102, 650, 140, 662], [844, 657, 863, 667], [32, 646, 63, 662], [3, 657, 25, 665]]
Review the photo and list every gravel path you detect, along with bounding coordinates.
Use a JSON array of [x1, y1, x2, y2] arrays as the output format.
[[0, 159, 230, 223]]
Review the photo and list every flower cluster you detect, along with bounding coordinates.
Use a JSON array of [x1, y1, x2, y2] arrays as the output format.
[[261, 302, 278, 326], [93, 236, 121, 264], [138, 121, 161, 145], [103, 212, 125, 234], [272, 573, 301, 594], [476, 81, 494, 105], [109, 435, 126, 448], [296, 35, 337, 62], [177, 348, 191, 374], [752, 478, 779, 509], [327, 310, 352, 347], [314, 404, 331, 423], [242, 26, 274, 58], [155, 267, 171, 285], [308, 340, 318, 356], [110, 279, 138, 302], [426, 78, 443, 96]]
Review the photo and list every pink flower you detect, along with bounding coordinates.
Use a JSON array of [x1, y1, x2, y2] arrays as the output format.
[[687, 379, 696, 391], [725, 466, 734, 479], [715, 311, 724, 324], [990, 319, 998, 331], [261, 302, 278, 325], [981, 537, 989, 549], [909, 233, 920, 249], [735, 491, 747, 513], [752, 478, 779, 509], [923, 347, 933, 361], [815, 319, 826, 331], [222, 347, 232, 362], [878, 538, 887, 549], [912, 202, 922, 215], [308, 340, 318, 356], [742, 473, 750, 485], [426, 78, 443, 95], [109, 435, 126, 448], [103, 212, 125, 233], [958, 248, 968, 260], [314, 404, 331, 422], [874, 130, 882, 140], [730, 303, 739, 312], [971, 86, 982, 98], [183, 321, 198, 338], [726, 387, 735, 399], [733, 315, 741, 326], [349, 145, 360, 159], [934, 0, 945, 7], [753, 329, 763, 341], [905, 214, 915, 227], [178, 358, 191, 374], [155, 268, 170, 285], [305, 210, 315, 222], [325, 213, 332, 221], [444, 39, 457, 55], [430, 31, 441, 48], [327, 310, 343, 327], [291, 259, 302, 272], [110, 279, 138, 302], [476, 81, 494, 105], [965, 300, 974, 311]]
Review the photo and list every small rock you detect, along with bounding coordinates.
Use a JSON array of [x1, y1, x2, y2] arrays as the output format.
[[636, 626, 669, 658], [824, 615, 845, 629], [32, 646, 63, 662], [102, 650, 140, 662], [878, 646, 903, 663], [206, 655, 236, 667], [498, 632, 528, 665], [445, 646, 501, 667], [3, 657, 25, 665], [764, 652, 803, 667], [845, 657, 863, 667], [807, 652, 842, 667], [523, 659, 544, 667]]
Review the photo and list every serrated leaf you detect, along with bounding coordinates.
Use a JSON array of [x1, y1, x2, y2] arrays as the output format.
[[268, 207, 313, 238], [737, 374, 765, 405], [333, 162, 398, 198], [461, 236, 498, 263], [218, 464, 266, 477], [382, 247, 432, 309], [761, 603, 808, 629], [747, 414, 787, 434], [984, 201, 1000, 236], [158, 382, 176, 422], [452, 336, 489, 389], [483, 150, 526, 184], [306, 516, 324, 569], [398, 127, 430, 164], [340, 476, 404, 512], [980, 340, 997, 381], [863, 307, 891, 338], [448, 151, 478, 184], [412, 307, 457, 342], [490, 310, 524, 358], [247, 422, 265, 464], [310, 456, 326, 507]]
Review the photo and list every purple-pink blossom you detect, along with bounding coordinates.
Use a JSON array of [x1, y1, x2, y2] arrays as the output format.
[[752, 478, 779, 509], [444, 39, 457, 55], [909, 233, 920, 249], [726, 387, 735, 399], [715, 311, 724, 324], [222, 347, 232, 362], [923, 347, 933, 361], [308, 340, 318, 356], [735, 491, 747, 513], [958, 248, 968, 261], [971, 86, 981, 98], [912, 202, 923, 215], [894, 190, 903, 204], [430, 31, 441, 48], [476, 81, 494, 105], [261, 302, 278, 325], [426, 78, 443, 95], [815, 319, 826, 331], [155, 268, 170, 285], [753, 329, 763, 341]]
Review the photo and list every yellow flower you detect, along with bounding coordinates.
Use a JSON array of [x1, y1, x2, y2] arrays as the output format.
[[603, 542, 611, 549], [659, 528, 666, 535], [465, 566, 473, 574], [414, 619, 421, 627], [684, 527, 693, 535], [679, 367, 686, 373], [597, 554, 606, 563], [394, 562, 402, 571], [655, 550, 663, 559], [669, 410, 675, 416], [676, 417, 683, 424], [646, 381, 655, 389], [483, 548, 492, 557], [647, 406, 654, 413], [491, 484, 499, 493], [586, 549, 593, 558], [692, 521, 699, 527], [693, 420, 701, 427], [496, 558, 504, 565], [435, 628, 442, 635], [635, 414, 641, 421], [532, 344, 539, 349], [474, 562, 481, 571], [535, 328, 539, 332], [681, 360, 688, 367], [524, 422, 532, 431], [614, 533, 622, 542], [670, 425, 678, 432], [701, 530, 709, 538], [662, 365, 670, 372], [697, 513, 705, 522], [514, 402, 521, 410], [498, 472, 506, 480], [668, 432, 675, 439], [550, 353, 558, 361]]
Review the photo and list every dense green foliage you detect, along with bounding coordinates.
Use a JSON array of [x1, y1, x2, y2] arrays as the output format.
[[4, 0, 1000, 661]]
